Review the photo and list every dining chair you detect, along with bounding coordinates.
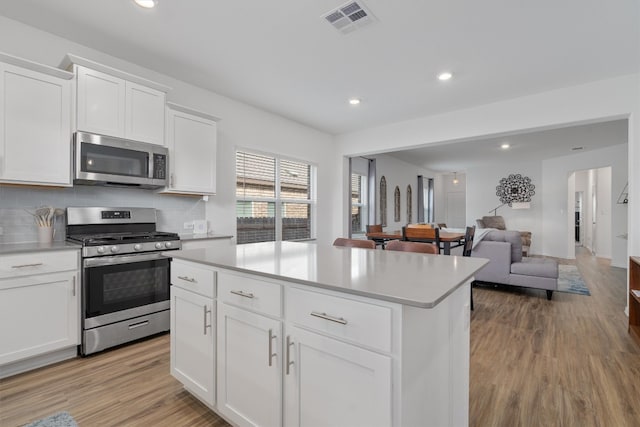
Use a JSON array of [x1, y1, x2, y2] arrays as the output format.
[[462, 226, 476, 310], [386, 240, 438, 254], [437, 223, 447, 229], [333, 237, 376, 249], [402, 226, 441, 254]]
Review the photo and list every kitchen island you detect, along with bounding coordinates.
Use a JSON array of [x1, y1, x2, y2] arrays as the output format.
[[169, 241, 488, 427]]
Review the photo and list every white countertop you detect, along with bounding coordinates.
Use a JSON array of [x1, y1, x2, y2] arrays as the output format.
[[0, 241, 81, 255], [170, 241, 489, 308]]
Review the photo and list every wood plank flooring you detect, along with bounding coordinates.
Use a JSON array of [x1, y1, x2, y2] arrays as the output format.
[[1, 247, 638, 426]]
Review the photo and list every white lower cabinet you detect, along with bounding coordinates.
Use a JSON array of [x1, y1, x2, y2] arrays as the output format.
[[0, 249, 80, 379], [217, 303, 282, 427], [283, 325, 392, 427], [170, 285, 215, 406], [0, 271, 78, 366]]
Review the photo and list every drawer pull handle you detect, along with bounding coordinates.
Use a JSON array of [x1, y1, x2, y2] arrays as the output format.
[[268, 329, 277, 367], [128, 320, 149, 330], [286, 335, 294, 375], [11, 263, 44, 269], [177, 275, 197, 283], [310, 311, 348, 325], [230, 290, 255, 299], [203, 305, 212, 335]]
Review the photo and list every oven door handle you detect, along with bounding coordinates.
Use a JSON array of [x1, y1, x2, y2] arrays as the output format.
[[83, 253, 171, 268]]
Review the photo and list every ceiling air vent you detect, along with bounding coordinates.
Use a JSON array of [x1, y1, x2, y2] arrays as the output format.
[[323, 1, 376, 35]]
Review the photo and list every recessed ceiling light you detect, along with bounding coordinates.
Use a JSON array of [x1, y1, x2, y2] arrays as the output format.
[[134, 0, 157, 8], [501, 143, 510, 149], [438, 72, 453, 81], [349, 98, 361, 105]]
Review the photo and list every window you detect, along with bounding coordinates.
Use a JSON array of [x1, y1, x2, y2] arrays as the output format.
[[351, 173, 368, 234], [236, 150, 315, 244]]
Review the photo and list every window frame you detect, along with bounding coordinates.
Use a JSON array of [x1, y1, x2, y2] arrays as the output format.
[[236, 148, 317, 243]]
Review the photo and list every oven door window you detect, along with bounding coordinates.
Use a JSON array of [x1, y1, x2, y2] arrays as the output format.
[[81, 142, 149, 178], [85, 258, 169, 318]]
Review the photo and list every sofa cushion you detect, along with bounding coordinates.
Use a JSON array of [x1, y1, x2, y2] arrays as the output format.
[[511, 258, 558, 279], [481, 216, 506, 230], [482, 230, 523, 262]]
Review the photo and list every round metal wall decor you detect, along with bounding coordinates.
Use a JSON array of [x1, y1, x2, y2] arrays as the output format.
[[496, 174, 535, 206]]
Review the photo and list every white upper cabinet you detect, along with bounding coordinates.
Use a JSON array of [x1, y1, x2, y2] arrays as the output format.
[[76, 66, 126, 138], [126, 81, 165, 145], [0, 55, 73, 186], [66, 55, 170, 145], [163, 103, 219, 195]]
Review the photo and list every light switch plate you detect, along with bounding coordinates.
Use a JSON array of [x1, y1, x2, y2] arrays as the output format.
[[193, 219, 207, 234]]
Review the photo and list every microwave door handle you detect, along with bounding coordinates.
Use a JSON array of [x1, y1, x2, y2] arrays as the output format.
[[84, 253, 171, 268]]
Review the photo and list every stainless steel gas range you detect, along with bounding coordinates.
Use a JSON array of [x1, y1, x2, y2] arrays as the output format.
[[66, 207, 181, 355]]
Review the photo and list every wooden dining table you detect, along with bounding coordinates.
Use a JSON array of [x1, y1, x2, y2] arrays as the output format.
[[366, 230, 465, 255]]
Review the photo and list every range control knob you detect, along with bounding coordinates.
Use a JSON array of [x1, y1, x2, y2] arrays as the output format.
[[96, 246, 106, 254], [165, 241, 173, 248], [110, 246, 119, 253], [155, 242, 165, 249], [133, 244, 143, 251]]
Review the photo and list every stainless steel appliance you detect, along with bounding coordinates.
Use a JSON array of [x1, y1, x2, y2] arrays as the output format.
[[66, 207, 181, 355], [74, 132, 168, 189]]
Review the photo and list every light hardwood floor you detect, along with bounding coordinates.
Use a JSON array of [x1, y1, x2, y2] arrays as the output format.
[[1, 247, 638, 426]]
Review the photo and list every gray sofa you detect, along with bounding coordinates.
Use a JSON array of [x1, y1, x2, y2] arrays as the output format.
[[471, 230, 558, 300]]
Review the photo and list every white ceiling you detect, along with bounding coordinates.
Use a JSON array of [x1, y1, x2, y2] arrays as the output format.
[[0, 0, 637, 135], [387, 119, 629, 173]]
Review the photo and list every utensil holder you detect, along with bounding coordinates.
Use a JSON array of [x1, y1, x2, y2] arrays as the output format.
[[37, 226, 53, 244]]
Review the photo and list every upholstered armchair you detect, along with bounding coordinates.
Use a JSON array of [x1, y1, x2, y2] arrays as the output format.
[[476, 216, 531, 256]]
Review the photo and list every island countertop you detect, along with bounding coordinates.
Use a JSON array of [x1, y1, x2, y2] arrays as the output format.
[[169, 241, 488, 308]]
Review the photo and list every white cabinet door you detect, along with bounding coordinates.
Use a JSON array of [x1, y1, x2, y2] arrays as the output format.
[[125, 81, 165, 145], [0, 63, 72, 186], [284, 326, 392, 427], [217, 303, 282, 427], [170, 286, 215, 406], [76, 66, 165, 145], [0, 271, 79, 365], [76, 66, 126, 137], [164, 107, 217, 195]]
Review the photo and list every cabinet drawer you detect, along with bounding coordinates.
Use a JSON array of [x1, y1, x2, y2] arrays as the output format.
[[171, 261, 215, 298], [0, 250, 78, 279], [286, 287, 392, 353], [218, 272, 282, 318]]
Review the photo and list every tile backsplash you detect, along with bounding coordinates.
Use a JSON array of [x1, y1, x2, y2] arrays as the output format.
[[0, 185, 206, 244]]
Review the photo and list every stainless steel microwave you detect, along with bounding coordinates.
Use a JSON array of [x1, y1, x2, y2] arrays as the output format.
[[74, 132, 168, 189]]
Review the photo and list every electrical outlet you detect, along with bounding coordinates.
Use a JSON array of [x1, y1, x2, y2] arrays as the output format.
[[183, 221, 194, 230]]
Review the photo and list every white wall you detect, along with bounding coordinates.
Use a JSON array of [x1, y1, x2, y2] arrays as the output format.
[[465, 161, 543, 252], [0, 16, 337, 244], [595, 167, 613, 259], [369, 154, 436, 231], [435, 173, 467, 228]]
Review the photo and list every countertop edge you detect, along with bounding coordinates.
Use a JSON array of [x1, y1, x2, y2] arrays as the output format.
[[0, 241, 82, 255], [179, 233, 234, 242]]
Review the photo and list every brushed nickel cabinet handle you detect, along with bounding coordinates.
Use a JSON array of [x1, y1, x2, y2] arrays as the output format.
[[203, 305, 212, 335], [230, 290, 255, 299], [72, 276, 76, 297], [268, 329, 277, 367], [286, 335, 294, 375], [310, 311, 348, 325], [177, 275, 197, 283], [11, 263, 44, 269]]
